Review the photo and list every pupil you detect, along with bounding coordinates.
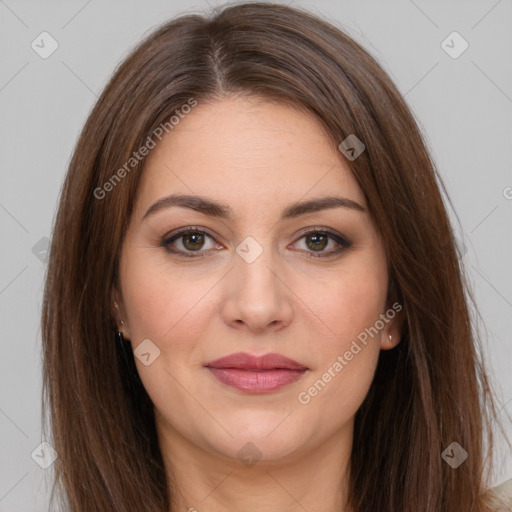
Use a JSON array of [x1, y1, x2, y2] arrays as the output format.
[[308, 234, 327, 251], [184, 233, 203, 250]]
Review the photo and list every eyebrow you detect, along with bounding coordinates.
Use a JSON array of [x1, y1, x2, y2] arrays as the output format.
[[142, 193, 365, 221]]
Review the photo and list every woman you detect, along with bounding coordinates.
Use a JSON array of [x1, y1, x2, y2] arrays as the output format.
[[41, 2, 511, 511]]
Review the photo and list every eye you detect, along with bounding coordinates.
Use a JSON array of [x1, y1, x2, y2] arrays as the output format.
[[161, 226, 351, 258], [161, 227, 219, 258], [291, 228, 352, 258]]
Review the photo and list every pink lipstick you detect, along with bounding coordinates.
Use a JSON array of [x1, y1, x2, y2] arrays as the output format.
[[204, 352, 308, 393]]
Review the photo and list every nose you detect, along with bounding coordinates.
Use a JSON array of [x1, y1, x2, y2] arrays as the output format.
[[220, 240, 294, 333]]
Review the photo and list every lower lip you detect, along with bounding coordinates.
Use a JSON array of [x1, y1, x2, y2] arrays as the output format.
[[206, 368, 307, 393]]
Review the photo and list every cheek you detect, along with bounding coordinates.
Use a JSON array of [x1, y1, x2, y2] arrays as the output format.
[[295, 254, 387, 408], [120, 249, 217, 343], [334, 275, 386, 340], [311, 255, 389, 350], [318, 282, 384, 372], [118, 252, 217, 414]]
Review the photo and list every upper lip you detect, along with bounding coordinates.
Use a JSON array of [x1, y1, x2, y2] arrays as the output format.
[[205, 352, 307, 371]]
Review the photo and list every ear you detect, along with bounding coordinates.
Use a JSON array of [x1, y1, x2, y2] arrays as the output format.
[[380, 302, 404, 350], [110, 286, 130, 339]]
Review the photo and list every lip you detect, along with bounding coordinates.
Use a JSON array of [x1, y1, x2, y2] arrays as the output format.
[[204, 352, 308, 393]]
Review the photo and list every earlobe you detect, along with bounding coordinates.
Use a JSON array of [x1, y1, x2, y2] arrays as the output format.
[[380, 301, 404, 350], [111, 289, 130, 339], [381, 326, 403, 350], [381, 332, 398, 350]]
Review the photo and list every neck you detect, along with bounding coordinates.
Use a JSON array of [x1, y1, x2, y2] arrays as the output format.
[[157, 420, 354, 512]]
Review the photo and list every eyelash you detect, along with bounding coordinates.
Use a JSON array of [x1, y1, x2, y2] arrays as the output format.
[[160, 226, 352, 259]]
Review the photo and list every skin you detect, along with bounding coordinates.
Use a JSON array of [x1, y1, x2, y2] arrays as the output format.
[[113, 95, 401, 512]]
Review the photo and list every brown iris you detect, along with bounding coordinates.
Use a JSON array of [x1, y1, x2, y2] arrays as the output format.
[[305, 233, 328, 251], [181, 231, 205, 251]]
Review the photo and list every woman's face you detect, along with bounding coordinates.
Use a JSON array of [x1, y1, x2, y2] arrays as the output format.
[[114, 95, 400, 466]]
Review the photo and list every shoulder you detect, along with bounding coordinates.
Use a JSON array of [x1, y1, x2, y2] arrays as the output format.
[[483, 478, 512, 511]]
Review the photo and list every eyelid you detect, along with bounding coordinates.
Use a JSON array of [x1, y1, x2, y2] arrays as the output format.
[[161, 225, 351, 258], [161, 226, 219, 258], [163, 225, 215, 241], [290, 226, 352, 258], [294, 225, 351, 245]]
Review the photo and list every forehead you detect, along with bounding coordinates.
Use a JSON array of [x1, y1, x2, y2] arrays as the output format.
[[134, 95, 365, 220]]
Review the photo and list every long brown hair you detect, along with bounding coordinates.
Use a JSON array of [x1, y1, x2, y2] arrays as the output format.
[[41, 2, 508, 510]]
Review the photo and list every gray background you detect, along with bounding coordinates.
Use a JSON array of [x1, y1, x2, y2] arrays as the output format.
[[1, 0, 511, 510]]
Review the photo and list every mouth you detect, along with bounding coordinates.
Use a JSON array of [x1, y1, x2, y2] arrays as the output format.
[[204, 352, 308, 393]]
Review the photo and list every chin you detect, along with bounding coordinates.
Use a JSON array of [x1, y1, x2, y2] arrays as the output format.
[[199, 411, 309, 464], [210, 434, 305, 467]]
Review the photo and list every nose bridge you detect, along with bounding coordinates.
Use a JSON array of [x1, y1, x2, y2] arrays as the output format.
[[234, 234, 280, 294], [222, 233, 293, 330]]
